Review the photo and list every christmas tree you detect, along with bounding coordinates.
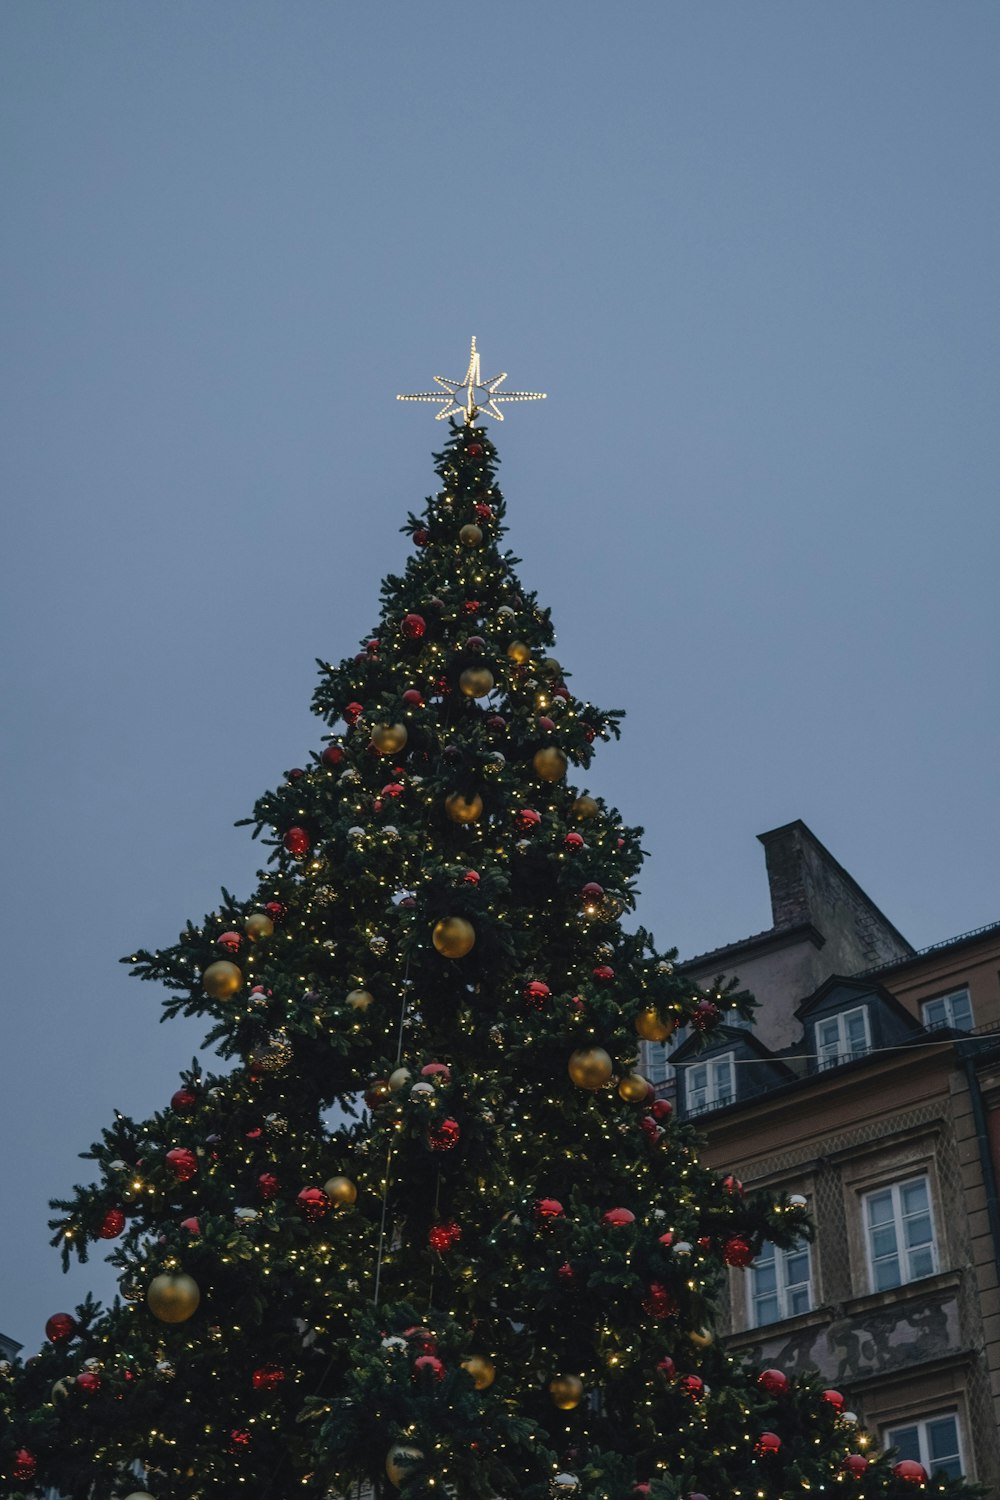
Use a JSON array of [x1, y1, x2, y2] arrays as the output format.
[[0, 345, 978, 1500]]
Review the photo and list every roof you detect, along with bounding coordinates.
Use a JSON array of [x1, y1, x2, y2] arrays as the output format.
[[851, 918, 1000, 980]]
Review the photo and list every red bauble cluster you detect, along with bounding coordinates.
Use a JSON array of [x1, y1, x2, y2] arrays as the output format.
[[428, 1220, 461, 1252], [523, 980, 550, 1009], [251, 1364, 286, 1390], [757, 1368, 789, 1396], [283, 826, 311, 856], [297, 1186, 330, 1222], [427, 1118, 461, 1152], [165, 1147, 198, 1182], [97, 1207, 126, 1240], [755, 1432, 782, 1456], [534, 1197, 564, 1222], [723, 1235, 754, 1268], [45, 1312, 77, 1344], [402, 613, 426, 640]]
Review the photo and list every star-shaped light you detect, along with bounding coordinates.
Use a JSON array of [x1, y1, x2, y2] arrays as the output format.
[[397, 337, 546, 422]]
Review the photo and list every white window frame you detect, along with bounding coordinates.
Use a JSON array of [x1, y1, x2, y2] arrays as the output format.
[[750, 1236, 813, 1327], [921, 987, 973, 1033], [815, 1005, 871, 1069], [685, 1052, 734, 1114], [863, 1174, 937, 1292], [643, 1040, 674, 1087], [884, 1412, 964, 1481]]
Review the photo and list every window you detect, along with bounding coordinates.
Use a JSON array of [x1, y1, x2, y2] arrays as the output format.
[[922, 988, 973, 1033], [751, 1238, 812, 1326], [644, 1042, 673, 1087], [884, 1413, 963, 1480], [685, 1053, 734, 1114], [816, 1006, 870, 1069], [864, 1176, 936, 1290]]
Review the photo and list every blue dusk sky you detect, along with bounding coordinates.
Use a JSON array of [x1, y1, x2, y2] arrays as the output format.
[[1, 3, 997, 1347]]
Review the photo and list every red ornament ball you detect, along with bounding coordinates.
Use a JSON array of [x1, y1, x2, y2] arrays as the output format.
[[45, 1312, 77, 1344], [757, 1368, 789, 1395], [722, 1174, 744, 1197], [534, 1198, 564, 1222], [462, 599, 481, 615], [580, 882, 605, 902], [821, 1387, 845, 1411], [691, 999, 721, 1032], [229, 1429, 252, 1452], [462, 869, 480, 885], [893, 1461, 927, 1484], [723, 1235, 754, 1268], [557, 1260, 576, 1282], [265, 903, 285, 925], [658, 1230, 674, 1247], [171, 1087, 197, 1113], [592, 965, 615, 982], [465, 635, 486, 651], [842, 1455, 869, 1479], [165, 1147, 198, 1182], [413, 1354, 446, 1382], [420, 1062, 452, 1081], [640, 1116, 660, 1142], [413, 528, 430, 547], [755, 1432, 782, 1456], [403, 1325, 437, 1354], [217, 931, 242, 953], [465, 442, 483, 457], [381, 782, 404, 799], [515, 807, 541, 831], [402, 689, 424, 707], [402, 613, 427, 640], [656, 1356, 675, 1380], [564, 832, 584, 850], [523, 979, 551, 1008], [180, 1216, 200, 1234], [427, 1118, 461, 1152], [697, 1236, 713, 1253], [286, 767, 305, 782], [487, 713, 506, 730], [98, 1207, 126, 1240], [321, 744, 345, 768], [428, 1220, 461, 1251], [283, 826, 311, 857], [650, 1099, 673, 1121], [258, 1172, 280, 1201], [678, 1374, 704, 1400], [12, 1450, 36, 1482], [474, 502, 493, 520], [602, 1207, 636, 1228], [76, 1371, 101, 1394], [297, 1186, 330, 1223], [252, 1364, 286, 1390], [344, 702, 364, 724], [537, 715, 555, 733]]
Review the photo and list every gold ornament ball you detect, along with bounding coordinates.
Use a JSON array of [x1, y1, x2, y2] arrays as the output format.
[[634, 1009, 675, 1043], [147, 1272, 201, 1324], [244, 912, 274, 941], [549, 1373, 584, 1410], [323, 1175, 358, 1207], [459, 523, 483, 547], [445, 791, 483, 824], [506, 640, 531, 665], [689, 1327, 713, 1348], [461, 1354, 496, 1391], [124, 1494, 157, 1500], [570, 795, 600, 820], [388, 1066, 412, 1091], [618, 1072, 652, 1103], [459, 667, 494, 698], [533, 747, 568, 782], [346, 988, 374, 1011], [432, 916, 476, 959], [201, 960, 242, 1000], [541, 657, 562, 681], [371, 722, 408, 754], [568, 1047, 614, 1090], [385, 1445, 424, 1487]]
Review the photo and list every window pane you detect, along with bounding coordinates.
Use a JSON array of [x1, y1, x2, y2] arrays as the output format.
[[786, 1249, 810, 1283], [846, 1011, 868, 1046], [690, 1065, 706, 1092], [818, 1018, 839, 1047], [867, 1191, 893, 1226], [713, 1059, 732, 1092], [874, 1255, 902, 1290], [887, 1426, 921, 1463], [754, 1292, 780, 1325], [908, 1245, 934, 1279], [901, 1179, 929, 1216], [871, 1225, 898, 1258], [950, 992, 972, 1031], [904, 1213, 932, 1249], [788, 1285, 811, 1315], [753, 1263, 777, 1295], [926, 1417, 961, 1477], [924, 998, 946, 1028]]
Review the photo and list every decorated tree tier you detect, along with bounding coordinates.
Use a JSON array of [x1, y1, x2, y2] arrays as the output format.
[[0, 356, 979, 1499]]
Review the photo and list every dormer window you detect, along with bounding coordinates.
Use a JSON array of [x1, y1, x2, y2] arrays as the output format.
[[816, 1005, 870, 1070], [686, 1053, 734, 1114], [922, 988, 973, 1033]]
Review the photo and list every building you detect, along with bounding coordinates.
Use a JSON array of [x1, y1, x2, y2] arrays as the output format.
[[0, 1331, 22, 1363], [644, 821, 1000, 1489]]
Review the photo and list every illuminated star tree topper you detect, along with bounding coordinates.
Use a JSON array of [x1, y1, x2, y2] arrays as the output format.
[[396, 336, 547, 423]]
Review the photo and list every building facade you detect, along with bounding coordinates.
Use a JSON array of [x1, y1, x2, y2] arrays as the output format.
[[645, 821, 1000, 1489]]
